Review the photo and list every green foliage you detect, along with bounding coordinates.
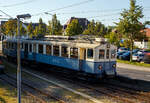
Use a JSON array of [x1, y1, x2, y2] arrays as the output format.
[[116, 0, 149, 61], [33, 26, 39, 37], [19, 23, 27, 36], [3, 19, 17, 36], [48, 14, 62, 35], [37, 18, 47, 37], [65, 19, 83, 36], [83, 20, 108, 37], [105, 32, 120, 46], [27, 22, 34, 37]]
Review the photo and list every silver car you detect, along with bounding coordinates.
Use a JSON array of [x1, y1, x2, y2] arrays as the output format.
[[132, 53, 144, 62]]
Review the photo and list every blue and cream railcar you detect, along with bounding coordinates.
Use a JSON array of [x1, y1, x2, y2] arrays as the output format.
[[2, 37, 117, 78]]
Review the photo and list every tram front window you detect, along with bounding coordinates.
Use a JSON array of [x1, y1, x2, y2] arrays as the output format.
[[87, 49, 93, 59], [106, 49, 109, 59], [111, 49, 116, 59], [99, 50, 105, 59]]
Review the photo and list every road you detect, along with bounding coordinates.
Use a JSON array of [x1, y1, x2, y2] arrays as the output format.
[[117, 66, 150, 82]]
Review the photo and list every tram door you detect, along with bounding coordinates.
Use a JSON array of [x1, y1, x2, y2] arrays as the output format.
[[79, 48, 86, 71]]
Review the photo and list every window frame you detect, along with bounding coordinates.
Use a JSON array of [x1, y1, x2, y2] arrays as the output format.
[[87, 48, 93, 59], [99, 49, 105, 59], [53, 45, 60, 56], [70, 47, 78, 59], [61, 46, 68, 57], [38, 44, 43, 54], [46, 45, 51, 55]]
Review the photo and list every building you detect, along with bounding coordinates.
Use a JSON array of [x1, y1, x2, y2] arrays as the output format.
[[134, 28, 150, 49], [63, 17, 89, 30]]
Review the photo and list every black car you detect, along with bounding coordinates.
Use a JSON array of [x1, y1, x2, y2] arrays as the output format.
[[117, 51, 127, 59]]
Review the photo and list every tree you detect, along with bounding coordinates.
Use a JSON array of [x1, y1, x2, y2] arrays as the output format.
[[83, 20, 107, 37], [3, 19, 17, 36], [33, 26, 39, 37], [116, 0, 148, 61], [65, 19, 83, 36], [105, 32, 120, 47], [27, 22, 34, 37], [37, 18, 47, 37], [48, 14, 62, 35], [19, 23, 27, 36]]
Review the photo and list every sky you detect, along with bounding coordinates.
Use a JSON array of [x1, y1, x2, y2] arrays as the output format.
[[0, 0, 150, 26]]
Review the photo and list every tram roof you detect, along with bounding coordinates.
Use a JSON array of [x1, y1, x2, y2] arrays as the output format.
[[5, 35, 109, 48]]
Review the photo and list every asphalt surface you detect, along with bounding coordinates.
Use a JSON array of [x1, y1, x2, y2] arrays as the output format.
[[117, 67, 150, 82]]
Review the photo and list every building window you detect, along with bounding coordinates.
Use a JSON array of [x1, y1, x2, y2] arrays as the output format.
[[38, 44, 43, 54], [53, 45, 59, 56], [106, 49, 109, 59], [46, 45, 51, 55], [87, 49, 93, 59], [29, 44, 32, 52], [111, 49, 116, 59], [70, 47, 78, 59], [62, 46, 68, 57], [99, 50, 105, 59]]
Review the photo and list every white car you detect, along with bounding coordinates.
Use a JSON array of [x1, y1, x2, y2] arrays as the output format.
[[132, 54, 144, 62]]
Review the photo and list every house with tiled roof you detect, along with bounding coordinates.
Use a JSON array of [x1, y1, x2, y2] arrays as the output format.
[[134, 28, 150, 49]]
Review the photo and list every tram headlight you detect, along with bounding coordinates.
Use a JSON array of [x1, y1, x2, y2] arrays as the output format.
[[112, 64, 116, 68], [98, 65, 102, 70]]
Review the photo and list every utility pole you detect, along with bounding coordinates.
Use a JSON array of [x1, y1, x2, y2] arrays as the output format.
[[16, 14, 31, 103], [17, 17, 21, 103]]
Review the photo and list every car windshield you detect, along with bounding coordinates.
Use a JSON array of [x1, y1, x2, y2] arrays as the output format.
[[133, 54, 138, 56]]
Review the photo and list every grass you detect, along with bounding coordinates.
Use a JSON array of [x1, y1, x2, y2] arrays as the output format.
[[117, 59, 150, 68], [0, 80, 17, 103]]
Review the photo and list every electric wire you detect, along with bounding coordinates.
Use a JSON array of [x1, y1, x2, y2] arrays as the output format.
[[0, 0, 38, 7], [32, 0, 95, 16]]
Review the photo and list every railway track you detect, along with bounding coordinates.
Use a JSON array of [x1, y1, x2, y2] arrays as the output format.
[[3, 60, 150, 103], [0, 74, 65, 103], [0, 75, 46, 103], [27, 66, 150, 103]]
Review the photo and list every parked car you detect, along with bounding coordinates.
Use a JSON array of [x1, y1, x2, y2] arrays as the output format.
[[132, 53, 144, 62], [118, 47, 128, 52], [141, 53, 150, 64], [132, 49, 140, 54], [117, 51, 127, 59], [0, 57, 4, 74], [137, 50, 150, 54], [119, 51, 131, 60]]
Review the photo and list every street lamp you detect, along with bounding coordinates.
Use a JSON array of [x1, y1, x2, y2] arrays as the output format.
[[16, 13, 31, 103], [45, 12, 54, 35]]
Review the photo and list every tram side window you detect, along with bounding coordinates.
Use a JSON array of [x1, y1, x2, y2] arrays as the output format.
[[38, 44, 43, 54], [6, 42, 8, 49], [106, 49, 109, 59], [87, 49, 93, 59], [99, 50, 105, 59], [111, 49, 116, 59], [6, 42, 9, 49], [33, 44, 36, 53], [21, 43, 24, 49], [53, 45, 59, 56], [70, 47, 78, 59], [62, 46, 68, 57], [29, 44, 32, 52], [14, 43, 17, 49], [46, 45, 51, 55], [3, 42, 6, 49]]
